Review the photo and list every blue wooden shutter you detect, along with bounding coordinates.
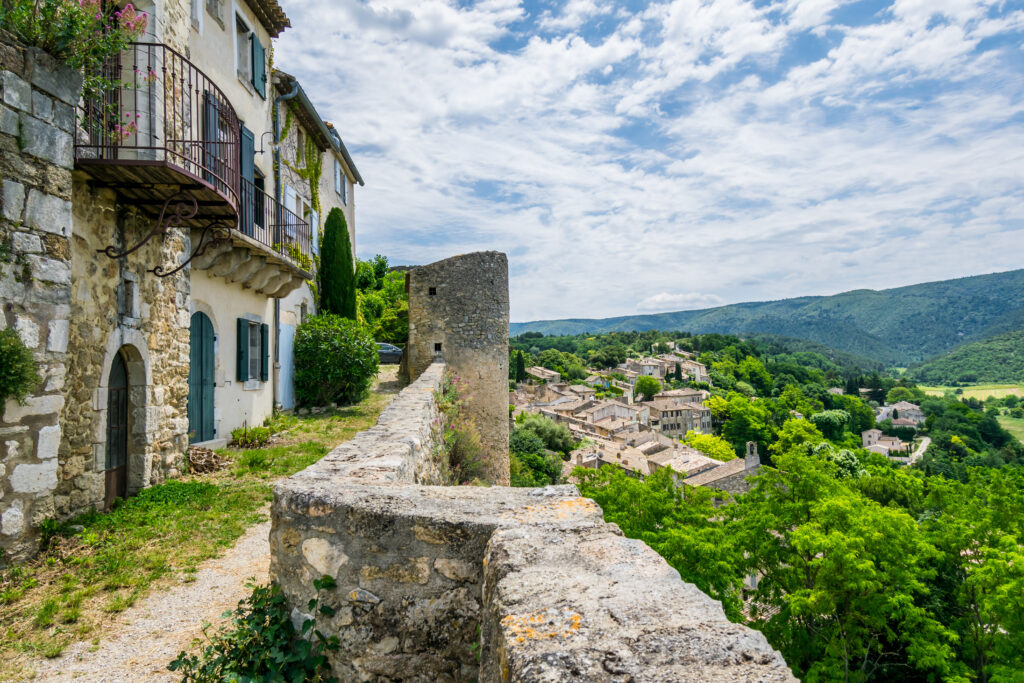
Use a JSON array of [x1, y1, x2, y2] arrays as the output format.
[[310, 209, 319, 256], [203, 92, 218, 185], [237, 318, 249, 382], [240, 125, 255, 235], [260, 324, 269, 381], [251, 37, 266, 98]]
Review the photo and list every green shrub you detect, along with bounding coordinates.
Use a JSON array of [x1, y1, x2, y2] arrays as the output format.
[[515, 413, 576, 455], [510, 427, 545, 455], [168, 575, 339, 682], [231, 425, 271, 449], [0, 327, 42, 405], [434, 371, 485, 484], [294, 315, 378, 407]]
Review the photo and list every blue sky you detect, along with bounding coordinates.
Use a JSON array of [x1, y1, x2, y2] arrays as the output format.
[[275, 0, 1024, 323]]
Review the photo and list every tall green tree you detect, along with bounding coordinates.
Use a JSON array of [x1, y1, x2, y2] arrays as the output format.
[[514, 350, 527, 383], [318, 208, 356, 318]]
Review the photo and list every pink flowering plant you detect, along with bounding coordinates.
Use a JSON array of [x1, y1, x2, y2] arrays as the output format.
[[0, 0, 148, 113]]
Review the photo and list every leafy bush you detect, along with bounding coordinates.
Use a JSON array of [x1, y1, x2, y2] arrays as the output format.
[[510, 451, 562, 487], [294, 315, 378, 407], [168, 575, 339, 682], [509, 427, 545, 455], [514, 413, 575, 454], [231, 425, 271, 449], [0, 327, 42, 405], [434, 371, 485, 483]]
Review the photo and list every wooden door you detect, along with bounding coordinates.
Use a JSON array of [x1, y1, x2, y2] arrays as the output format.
[[188, 312, 215, 443], [104, 353, 129, 508]]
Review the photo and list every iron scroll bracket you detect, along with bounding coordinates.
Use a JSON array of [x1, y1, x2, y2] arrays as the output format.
[[150, 219, 234, 278]]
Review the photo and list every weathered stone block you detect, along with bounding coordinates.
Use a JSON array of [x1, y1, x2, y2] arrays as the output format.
[[0, 104, 17, 136], [3, 393, 64, 422], [31, 90, 51, 121], [14, 315, 38, 348], [51, 100, 74, 133], [27, 50, 83, 105], [24, 189, 71, 235], [11, 231, 41, 253], [47, 318, 68, 352], [1, 70, 30, 110], [28, 255, 70, 284], [1, 504, 24, 536], [2, 178, 25, 221], [10, 459, 57, 494], [36, 424, 60, 460], [19, 114, 72, 169]]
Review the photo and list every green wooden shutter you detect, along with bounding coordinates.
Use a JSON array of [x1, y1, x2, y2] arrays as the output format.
[[252, 38, 266, 98], [240, 125, 255, 236], [260, 324, 269, 381], [237, 318, 249, 382]]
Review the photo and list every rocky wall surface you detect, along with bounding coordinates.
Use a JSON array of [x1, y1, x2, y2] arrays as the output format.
[[59, 175, 191, 514], [405, 252, 510, 484], [0, 36, 81, 558], [271, 361, 794, 682]]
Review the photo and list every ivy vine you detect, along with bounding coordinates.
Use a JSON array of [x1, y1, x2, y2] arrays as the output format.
[[283, 132, 324, 215]]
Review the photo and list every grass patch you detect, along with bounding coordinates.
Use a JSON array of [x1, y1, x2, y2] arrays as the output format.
[[998, 416, 1024, 445], [0, 369, 401, 681], [920, 383, 1024, 400]]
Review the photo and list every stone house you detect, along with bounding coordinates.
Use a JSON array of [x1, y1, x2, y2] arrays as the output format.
[[643, 398, 712, 437], [877, 400, 925, 425], [0, 0, 362, 556], [525, 365, 560, 383]]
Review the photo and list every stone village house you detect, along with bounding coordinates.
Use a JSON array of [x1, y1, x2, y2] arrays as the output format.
[[0, 0, 362, 557]]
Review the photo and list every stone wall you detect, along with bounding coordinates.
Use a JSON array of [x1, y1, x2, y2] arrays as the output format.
[[405, 252, 510, 484], [59, 175, 191, 513], [0, 33, 190, 557], [271, 362, 795, 682], [0, 37, 81, 558]]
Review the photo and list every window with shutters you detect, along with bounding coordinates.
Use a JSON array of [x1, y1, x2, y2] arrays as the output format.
[[334, 159, 347, 204]]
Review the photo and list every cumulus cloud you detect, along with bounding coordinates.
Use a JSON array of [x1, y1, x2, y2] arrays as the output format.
[[636, 292, 726, 313], [274, 0, 1024, 322]]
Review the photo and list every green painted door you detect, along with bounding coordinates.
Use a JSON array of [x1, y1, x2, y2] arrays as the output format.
[[188, 312, 215, 443]]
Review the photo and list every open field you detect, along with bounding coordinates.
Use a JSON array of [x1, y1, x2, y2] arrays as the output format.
[[0, 368, 401, 682], [920, 383, 1024, 400], [998, 416, 1024, 445]]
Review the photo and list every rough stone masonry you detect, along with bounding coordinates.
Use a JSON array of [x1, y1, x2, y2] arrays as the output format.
[[271, 362, 794, 682], [404, 252, 510, 485]]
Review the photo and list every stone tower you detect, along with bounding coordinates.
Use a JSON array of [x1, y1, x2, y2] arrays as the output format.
[[404, 252, 509, 484]]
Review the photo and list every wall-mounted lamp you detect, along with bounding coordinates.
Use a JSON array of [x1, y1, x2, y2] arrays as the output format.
[[256, 131, 277, 154]]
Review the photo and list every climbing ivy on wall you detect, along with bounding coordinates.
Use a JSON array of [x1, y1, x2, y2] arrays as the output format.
[[283, 131, 323, 215]]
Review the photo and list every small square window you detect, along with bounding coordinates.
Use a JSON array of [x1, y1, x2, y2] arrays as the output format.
[[434, 342, 442, 353], [428, 287, 437, 296]]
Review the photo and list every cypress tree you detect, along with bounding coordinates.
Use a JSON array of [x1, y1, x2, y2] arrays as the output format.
[[319, 208, 356, 318], [515, 350, 527, 382], [674, 362, 683, 382]]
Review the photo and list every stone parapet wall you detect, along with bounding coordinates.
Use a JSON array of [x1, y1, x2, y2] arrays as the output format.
[[0, 36, 81, 558], [271, 361, 794, 682]]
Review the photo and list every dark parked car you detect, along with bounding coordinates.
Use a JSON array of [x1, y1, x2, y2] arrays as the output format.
[[377, 342, 403, 364]]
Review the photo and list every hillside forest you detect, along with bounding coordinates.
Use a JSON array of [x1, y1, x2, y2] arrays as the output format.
[[508, 330, 1024, 681]]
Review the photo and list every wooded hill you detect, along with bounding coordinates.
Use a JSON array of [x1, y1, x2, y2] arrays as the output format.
[[907, 328, 1024, 385], [510, 269, 1024, 366]]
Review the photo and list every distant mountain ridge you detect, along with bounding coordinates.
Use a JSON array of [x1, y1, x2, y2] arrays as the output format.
[[510, 269, 1024, 366]]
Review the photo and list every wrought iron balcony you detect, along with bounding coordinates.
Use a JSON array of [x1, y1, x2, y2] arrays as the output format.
[[75, 42, 313, 277], [76, 42, 240, 223]]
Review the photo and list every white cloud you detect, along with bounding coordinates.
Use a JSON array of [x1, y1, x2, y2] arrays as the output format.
[[637, 292, 726, 313], [274, 0, 1024, 322]]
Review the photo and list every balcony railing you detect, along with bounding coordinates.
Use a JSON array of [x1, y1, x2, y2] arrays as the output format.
[[239, 177, 312, 265], [75, 42, 313, 265]]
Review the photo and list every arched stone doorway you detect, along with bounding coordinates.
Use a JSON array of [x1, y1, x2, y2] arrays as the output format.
[[188, 311, 216, 443], [104, 352, 129, 508]]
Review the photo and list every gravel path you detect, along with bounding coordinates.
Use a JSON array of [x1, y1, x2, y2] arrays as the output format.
[[27, 519, 272, 682], [23, 367, 402, 682]]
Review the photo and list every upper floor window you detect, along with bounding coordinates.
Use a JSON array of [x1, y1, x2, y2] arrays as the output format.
[[334, 159, 347, 204], [236, 16, 251, 82], [206, 0, 223, 26], [296, 128, 305, 163]]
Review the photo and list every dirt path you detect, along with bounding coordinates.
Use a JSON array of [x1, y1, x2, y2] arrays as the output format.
[[24, 367, 403, 682], [28, 520, 271, 682]]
